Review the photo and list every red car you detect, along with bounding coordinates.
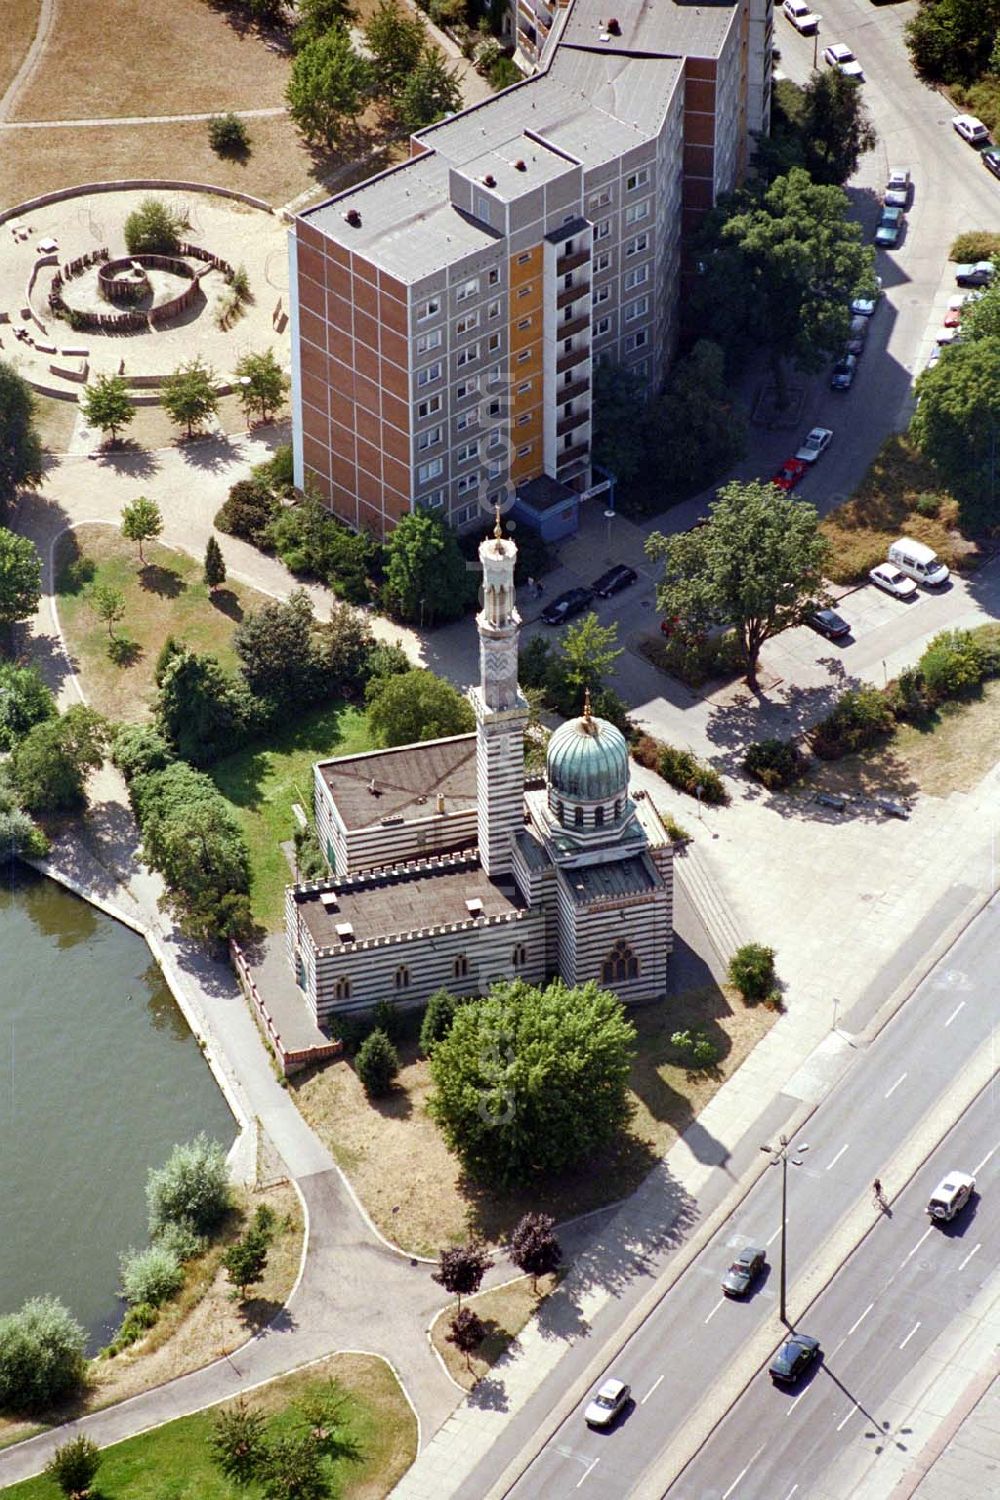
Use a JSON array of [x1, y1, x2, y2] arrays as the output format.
[[771, 457, 808, 492]]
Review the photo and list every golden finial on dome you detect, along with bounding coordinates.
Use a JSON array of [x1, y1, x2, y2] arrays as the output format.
[[494, 502, 503, 540], [583, 685, 593, 723]]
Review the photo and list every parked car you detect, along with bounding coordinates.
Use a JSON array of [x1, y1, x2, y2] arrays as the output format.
[[769, 1333, 821, 1384], [952, 113, 990, 145], [850, 277, 883, 317], [935, 324, 962, 345], [771, 457, 808, 491], [926, 1171, 975, 1223], [806, 607, 850, 639], [981, 147, 1000, 180], [783, 0, 820, 31], [722, 1246, 767, 1298], [875, 206, 904, 248], [540, 587, 593, 625], [795, 427, 833, 464], [591, 564, 638, 598], [831, 354, 858, 390], [846, 315, 869, 355], [869, 563, 917, 599], [955, 261, 995, 288], [584, 1377, 631, 1428], [823, 42, 864, 79], [926, 345, 943, 371], [942, 293, 978, 327], [884, 167, 911, 208]]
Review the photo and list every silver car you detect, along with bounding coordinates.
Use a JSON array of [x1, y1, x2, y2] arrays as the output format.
[[584, 1377, 631, 1428]]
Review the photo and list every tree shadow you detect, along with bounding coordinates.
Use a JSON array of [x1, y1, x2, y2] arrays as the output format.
[[108, 635, 143, 667], [139, 562, 186, 598], [467, 1374, 509, 1411], [94, 440, 160, 479], [236, 1295, 286, 1332], [178, 432, 243, 471], [361, 1078, 413, 1122], [211, 587, 243, 621]]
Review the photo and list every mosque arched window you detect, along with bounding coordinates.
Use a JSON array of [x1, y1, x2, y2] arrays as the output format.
[[334, 975, 352, 1001], [600, 940, 638, 985]]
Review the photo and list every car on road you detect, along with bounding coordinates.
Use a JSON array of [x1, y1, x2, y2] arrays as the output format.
[[783, 0, 820, 31], [926, 1171, 975, 1223], [845, 315, 869, 355], [823, 42, 864, 79], [584, 1377, 631, 1428], [982, 147, 1000, 180], [875, 206, 904, 248], [769, 1333, 821, 1384], [869, 564, 917, 599], [806, 606, 850, 639], [771, 457, 808, 491], [955, 261, 995, 288], [830, 353, 858, 390], [850, 277, 882, 317], [540, 587, 593, 626], [591, 563, 638, 598], [795, 427, 833, 464], [722, 1245, 767, 1297], [884, 167, 911, 208], [952, 113, 990, 145]]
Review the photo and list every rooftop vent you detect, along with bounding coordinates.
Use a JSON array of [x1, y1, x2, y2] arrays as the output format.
[[483, 173, 497, 187], [344, 208, 362, 227], [380, 815, 405, 826], [465, 898, 484, 917], [437, 792, 446, 814], [514, 159, 526, 172], [335, 921, 355, 942], [368, 777, 380, 796], [320, 892, 339, 911]]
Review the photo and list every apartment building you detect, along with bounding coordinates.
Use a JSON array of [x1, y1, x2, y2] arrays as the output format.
[[289, 0, 770, 541]]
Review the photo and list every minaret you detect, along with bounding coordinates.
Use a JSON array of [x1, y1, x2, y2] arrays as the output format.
[[470, 509, 529, 879]]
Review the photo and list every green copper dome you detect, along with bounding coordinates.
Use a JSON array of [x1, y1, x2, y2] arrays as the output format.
[[547, 709, 629, 802]]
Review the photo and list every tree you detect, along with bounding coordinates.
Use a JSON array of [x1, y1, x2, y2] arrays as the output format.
[[223, 1231, 270, 1299], [211, 1399, 269, 1489], [209, 112, 251, 158], [646, 479, 829, 689], [112, 723, 174, 780], [205, 534, 227, 591], [119, 494, 163, 564], [367, 667, 475, 746], [81, 373, 135, 446], [799, 69, 877, 187], [156, 647, 252, 765], [355, 1028, 400, 1096], [0, 361, 43, 514], [265, 495, 372, 601], [509, 1212, 562, 1290], [0, 527, 42, 628], [955, 282, 1000, 344], [382, 509, 471, 624], [558, 613, 623, 699], [911, 337, 1000, 529], [161, 357, 219, 439], [256, 1431, 327, 1500], [398, 45, 463, 134], [906, 0, 1000, 84], [286, 29, 374, 148], [653, 340, 747, 500], [293, 0, 356, 48], [727, 943, 777, 1003], [11, 704, 108, 813], [0, 661, 56, 750], [318, 601, 374, 695], [123, 197, 186, 255], [233, 588, 319, 711], [690, 168, 875, 407], [364, 0, 426, 103], [432, 1242, 494, 1311], [419, 987, 459, 1056], [44, 1435, 101, 1499], [429, 979, 636, 1187], [446, 1307, 486, 1371], [215, 476, 279, 543], [234, 350, 289, 425], [591, 362, 653, 488], [146, 1134, 232, 1239], [0, 1295, 87, 1412], [90, 582, 126, 640]]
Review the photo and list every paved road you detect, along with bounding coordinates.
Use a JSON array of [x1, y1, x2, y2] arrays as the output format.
[[671, 1087, 1000, 1500], [454, 895, 1000, 1497]]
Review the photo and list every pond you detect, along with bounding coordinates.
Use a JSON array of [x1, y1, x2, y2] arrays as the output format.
[[0, 864, 236, 1350]]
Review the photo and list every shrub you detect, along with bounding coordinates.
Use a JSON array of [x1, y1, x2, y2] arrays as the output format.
[[214, 478, 279, 544], [887, 666, 934, 725], [489, 54, 521, 89], [146, 1134, 231, 1239], [918, 628, 986, 702], [153, 1219, 205, 1262], [209, 112, 251, 157], [293, 823, 326, 880], [420, 987, 460, 1055], [355, 1028, 400, 1097], [0, 803, 49, 859], [913, 490, 943, 518], [663, 813, 691, 843], [109, 1301, 158, 1353], [743, 737, 804, 790], [809, 684, 895, 760], [44, 1434, 101, 1498], [0, 1296, 87, 1412], [0, 661, 56, 750], [949, 231, 1000, 263], [656, 744, 729, 804], [972, 622, 1000, 677], [119, 1243, 184, 1307], [124, 197, 186, 255], [264, 497, 372, 602], [429, 0, 465, 23], [252, 443, 295, 496], [372, 996, 402, 1042], [671, 1029, 719, 1069], [630, 735, 661, 771], [728, 943, 777, 1003]]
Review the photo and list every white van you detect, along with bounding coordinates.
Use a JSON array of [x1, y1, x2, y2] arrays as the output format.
[[888, 538, 950, 587]]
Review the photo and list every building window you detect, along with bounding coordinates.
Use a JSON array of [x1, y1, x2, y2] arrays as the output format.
[[594, 316, 610, 335], [423, 489, 445, 509], [517, 285, 532, 300], [456, 277, 480, 301], [456, 409, 477, 432], [517, 380, 532, 394], [395, 966, 410, 989], [594, 218, 611, 240], [626, 168, 650, 192], [625, 330, 649, 352], [417, 457, 443, 483], [517, 252, 532, 265], [517, 413, 531, 427], [595, 805, 605, 828], [517, 442, 532, 457], [555, 798, 564, 824], [487, 428, 503, 450], [589, 190, 611, 210], [624, 264, 650, 290], [625, 233, 649, 257], [574, 806, 583, 827], [418, 297, 441, 321], [453, 953, 469, 979], [416, 425, 442, 451], [488, 398, 501, 416], [594, 285, 610, 306], [416, 328, 442, 354], [416, 395, 441, 418], [334, 975, 351, 1001], [457, 472, 479, 495], [417, 361, 442, 387], [513, 943, 528, 968], [453, 503, 476, 525], [517, 316, 532, 331], [488, 333, 501, 351], [488, 299, 501, 319], [595, 250, 611, 272], [488, 267, 500, 285], [487, 458, 504, 479], [455, 312, 479, 336], [601, 940, 638, 985], [456, 343, 480, 367], [457, 440, 477, 464], [633, 358, 649, 379], [456, 378, 478, 400], [625, 200, 650, 225], [517, 349, 531, 364], [614, 798, 622, 820], [625, 295, 649, 322]]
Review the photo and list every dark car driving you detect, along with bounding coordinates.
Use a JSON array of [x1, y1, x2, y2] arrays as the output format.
[[769, 1333, 821, 1384], [541, 587, 594, 626], [591, 564, 638, 598], [721, 1246, 766, 1298]]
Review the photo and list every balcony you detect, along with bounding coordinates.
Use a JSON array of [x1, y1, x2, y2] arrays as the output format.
[[556, 441, 589, 469], [558, 375, 590, 402], [557, 248, 590, 275], [557, 409, 589, 438], [557, 280, 590, 310], [558, 314, 589, 339], [556, 345, 589, 376]]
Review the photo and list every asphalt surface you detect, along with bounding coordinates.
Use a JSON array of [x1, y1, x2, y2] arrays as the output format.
[[458, 894, 1000, 1498]]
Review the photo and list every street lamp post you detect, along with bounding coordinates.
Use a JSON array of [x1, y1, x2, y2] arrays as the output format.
[[813, 24, 820, 71], [761, 1133, 790, 1325]]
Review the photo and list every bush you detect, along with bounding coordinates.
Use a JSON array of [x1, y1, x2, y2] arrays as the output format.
[[655, 628, 743, 688], [372, 996, 402, 1042], [214, 478, 279, 545], [913, 491, 944, 518], [124, 197, 186, 255], [44, 1434, 101, 1498], [887, 666, 934, 725], [420, 987, 459, 1055], [0, 803, 48, 859], [656, 744, 729, 804], [917, 628, 986, 702], [108, 1301, 158, 1354], [209, 112, 251, 157], [147, 1134, 231, 1239], [949, 231, 1000, 263], [743, 737, 805, 790], [809, 684, 895, 760], [111, 724, 175, 781], [355, 1028, 400, 1097], [429, 0, 465, 23], [119, 1243, 184, 1308], [0, 1296, 86, 1412], [489, 55, 522, 89], [728, 943, 777, 1003], [0, 662, 56, 750], [293, 823, 326, 880], [264, 496, 372, 602], [671, 1029, 719, 1069], [153, 1219, 205, 1262]]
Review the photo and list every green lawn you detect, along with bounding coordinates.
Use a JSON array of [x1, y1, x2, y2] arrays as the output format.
[[1, 1353, 416, 1500], [211, 701, 373, 930]]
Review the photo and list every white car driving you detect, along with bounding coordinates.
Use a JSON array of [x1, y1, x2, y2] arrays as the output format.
[[584, 1377, 631, 1428], [783, 0, 821, 32], [869, 564, 917, 599], [823, 43, 864, 80], [795, 427, 833, 464]]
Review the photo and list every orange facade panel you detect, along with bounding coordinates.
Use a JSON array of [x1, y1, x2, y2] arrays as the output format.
[[510, 245, 542, 289]]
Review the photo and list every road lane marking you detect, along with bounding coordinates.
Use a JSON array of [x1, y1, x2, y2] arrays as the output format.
[[787, 1391, 808, 1416], [827, 1144, 849, 1170], [836, 1402, 860, 1431], [899, 1321, 921, 1349], [705, 1298, 724, 1324], [973, 1143, 998, 1175], [783, 1487, 799, 1500], [642, 1375, 664, 1404], [847, 1301, 874, 1338], [767, 1224, 783, 1246], [944, 1000, 966, 1026], [576, 1458, 599, 1488], [959, 1243, 981, 1271], [884, 1072, 907, 1099], [901, 1228, 932, 1266], [722, 1446, 764, 1499]]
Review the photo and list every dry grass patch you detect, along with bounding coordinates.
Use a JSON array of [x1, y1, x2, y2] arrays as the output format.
[[820, 435, 978, 584], [293, 987, 777, 1257], [0, 0, 40, 98], [431, 1272, 561, 1391], [31, 392, 78, 454]]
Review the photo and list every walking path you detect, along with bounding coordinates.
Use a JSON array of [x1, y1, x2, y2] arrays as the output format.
[[0, 0, 56, 123], [0, 106, 288, 130]]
